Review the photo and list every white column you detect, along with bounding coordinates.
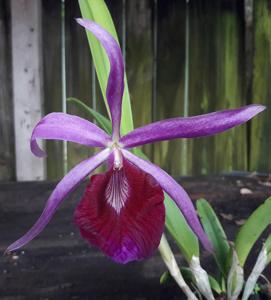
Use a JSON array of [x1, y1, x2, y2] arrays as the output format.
[[11, 0, 45, 181]]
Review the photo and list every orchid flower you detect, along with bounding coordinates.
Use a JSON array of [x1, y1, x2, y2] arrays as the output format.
[[7, 19, 265, 264]]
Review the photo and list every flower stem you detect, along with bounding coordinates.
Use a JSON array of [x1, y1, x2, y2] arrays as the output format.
[[158, 234, 198, 300]]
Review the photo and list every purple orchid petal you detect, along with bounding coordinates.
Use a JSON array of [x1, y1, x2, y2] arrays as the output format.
[[120, 105, 265, 148], [122, 149, 213, 252], [6, 149, 111, 253], [75, 158, 165, 264], [31, 112, 111, 157], [76, 18, 124, 140]]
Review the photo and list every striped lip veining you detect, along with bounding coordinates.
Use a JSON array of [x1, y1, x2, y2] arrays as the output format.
[[105, 169, 129, 214]]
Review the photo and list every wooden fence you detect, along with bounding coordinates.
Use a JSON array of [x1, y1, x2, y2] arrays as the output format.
[[0, 0, 271, 181]]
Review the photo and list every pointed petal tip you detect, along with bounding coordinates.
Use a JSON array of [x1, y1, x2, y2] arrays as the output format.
[[203, 238, 214, 253], [75, 17, 83, 25], [75, 18, 94, 30], [30, 140, 47, 158], [5, 245, 16, 255], [4, 241, 20, 255], [3, 249, 9, 256], [34, 151, 47, 158], [248, 104, 266, 114]]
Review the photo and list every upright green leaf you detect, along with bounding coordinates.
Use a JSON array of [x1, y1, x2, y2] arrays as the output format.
[[78, 0, 133, 134], [165, 195, 199, 262], [161, 267, 222, 294], [197, 199, 230, 276], [265, 235, 271, 263], [242, 235, 271, 300], [67, 97, 112, 134], [235, 197, 271, 267], [227, 250, 244, 300]]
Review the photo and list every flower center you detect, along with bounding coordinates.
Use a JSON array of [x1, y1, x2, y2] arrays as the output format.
[[108, 141, 124, 170], [113, 147, 123, 170]]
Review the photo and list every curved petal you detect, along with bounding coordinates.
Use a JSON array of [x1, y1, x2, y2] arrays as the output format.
[[6, 149, 111, 252], [74, 158, 165, 264], [120, 105, 265, 148], [31, 112, 111, 157], [76, 18, 124, 140], [122, 149, 213, 252]]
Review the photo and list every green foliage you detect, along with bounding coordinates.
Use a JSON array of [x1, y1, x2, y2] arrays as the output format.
[[78, 0, 133, 134], [235, 197, 271, 266], [160, 267, 222, 295], [264, 235, 271, 263], [67, 97, 112, 134], [165, 196, 199, 262], [196, 199, 230, 276], [160, 271, 170, 285]]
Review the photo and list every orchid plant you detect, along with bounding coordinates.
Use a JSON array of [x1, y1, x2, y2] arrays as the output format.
[[161, 198, 271, 300], [6, 2, 266, 296]]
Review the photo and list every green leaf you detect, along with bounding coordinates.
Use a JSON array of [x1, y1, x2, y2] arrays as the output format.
[[67, 97, 112, 134], [264, 235, 271, 263], [181, 267, 222, 295], [160, 267, 222, 294], [165, 195, 199, 262], [78, 0, 134, 134], [208, 275, 223, 295], [235, 197, 271, 267], [160, 271, 170, 285], [196, 199, 230, 276], [227, 249, 244, 300]]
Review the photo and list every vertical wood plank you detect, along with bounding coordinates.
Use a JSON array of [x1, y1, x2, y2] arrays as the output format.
[[188, 0, 246, 175], [213, 1, 247, 173], [155, 0, 186, 175], [11, 0, 45, 181], [250, 0, 271, 172], [65, 0, 94, 170], [42, 0, 63, 180], [125, 0, 153, 158], [0, 0, 14, 181]]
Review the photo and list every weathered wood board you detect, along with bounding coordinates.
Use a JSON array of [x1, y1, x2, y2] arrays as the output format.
[[0, 1, 14, 181], [11, 0, 45, 181]]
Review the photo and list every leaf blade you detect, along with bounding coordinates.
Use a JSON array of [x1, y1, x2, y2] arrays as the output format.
[[165, 194, 199, 262], [67, 97, 112, 134], [235, 197, 271, 267], [196, 199, 230, 276]]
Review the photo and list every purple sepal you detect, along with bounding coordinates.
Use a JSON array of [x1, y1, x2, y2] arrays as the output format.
[[122, 149, 213, 252], [76, 19, 124, 140], [30, 112, 111, 157], [6, 149, 110, 253], [120, 105, 266, 148]]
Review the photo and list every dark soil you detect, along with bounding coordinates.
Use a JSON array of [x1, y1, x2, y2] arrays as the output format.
[[0, 174, 270, 299]]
